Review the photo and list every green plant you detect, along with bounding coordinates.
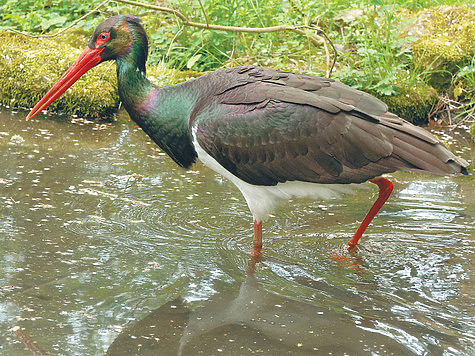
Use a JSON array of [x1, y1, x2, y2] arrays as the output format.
[[0, 0, 105, 32], [334, 0, 424, 96], [452, 58, 475, 124]]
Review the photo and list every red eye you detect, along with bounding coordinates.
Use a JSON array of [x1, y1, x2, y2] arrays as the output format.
[[95, 32, 110, 47]]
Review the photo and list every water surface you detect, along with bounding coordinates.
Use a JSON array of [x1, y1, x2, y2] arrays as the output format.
[[0, 108, 473, 355]]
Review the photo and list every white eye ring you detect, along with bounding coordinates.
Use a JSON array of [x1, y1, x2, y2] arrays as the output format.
[[100, 33, 108, 40]]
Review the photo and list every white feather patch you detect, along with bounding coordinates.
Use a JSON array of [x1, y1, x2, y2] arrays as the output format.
[[192, 128, 359, 222]]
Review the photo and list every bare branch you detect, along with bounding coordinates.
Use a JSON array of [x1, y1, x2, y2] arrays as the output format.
[[113, 0, 337, 76], [316, 29, 338, 77], [7, 0, 337, 76], [114, 0, 187, 21], [197, 0, 210, 28], [11, 326, 48, 356]]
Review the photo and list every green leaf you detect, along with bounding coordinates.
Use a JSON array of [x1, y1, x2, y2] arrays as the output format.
[[186, 54, 202, 69], [40, 15, 68, 31], [378, 86, 398, 96]]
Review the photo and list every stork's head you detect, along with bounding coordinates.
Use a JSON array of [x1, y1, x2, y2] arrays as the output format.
[[27, 15, 147, 120]]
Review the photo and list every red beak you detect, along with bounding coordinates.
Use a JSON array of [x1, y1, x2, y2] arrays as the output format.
[[26, 46, 104, 120]]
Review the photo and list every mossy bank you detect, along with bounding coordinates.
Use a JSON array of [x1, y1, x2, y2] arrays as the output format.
[[0, 30, 201, 119], [0, 30, 119, 118], [406, 6, 475, 90], [370, 83, 438, 126]]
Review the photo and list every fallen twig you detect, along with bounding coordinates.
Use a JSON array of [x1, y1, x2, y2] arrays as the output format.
[[80, 188, 151, 206], [0, 177, 13, 184], [11, 326, 48, 355], [89, 173, 144, 186], [428, 94, 475, 128]]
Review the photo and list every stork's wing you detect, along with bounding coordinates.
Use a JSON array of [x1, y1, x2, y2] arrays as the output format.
[[192, 66, 467, 186]]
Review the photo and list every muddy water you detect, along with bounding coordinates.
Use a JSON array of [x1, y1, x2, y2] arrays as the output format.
[[0, 108, 473, 355]]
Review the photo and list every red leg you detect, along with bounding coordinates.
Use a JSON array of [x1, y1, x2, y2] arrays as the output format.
[[346, 177, 393, 250], [250, 220, 263, 257]]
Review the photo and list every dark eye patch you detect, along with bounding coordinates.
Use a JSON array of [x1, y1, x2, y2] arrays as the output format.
[[95, 32, 110, 47]]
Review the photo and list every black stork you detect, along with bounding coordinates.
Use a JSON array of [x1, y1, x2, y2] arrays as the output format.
[[27, 15, 468, 257]]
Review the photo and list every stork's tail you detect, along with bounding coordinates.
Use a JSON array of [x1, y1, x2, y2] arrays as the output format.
[[378, 113, 469, 176]]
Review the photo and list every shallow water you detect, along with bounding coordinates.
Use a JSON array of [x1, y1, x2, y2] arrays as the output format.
[[0, 108, 473, 355]]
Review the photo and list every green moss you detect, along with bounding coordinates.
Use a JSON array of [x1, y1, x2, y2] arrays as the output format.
[[407, 6, 475, 90], [370, 82, 438, 125], [60, 28, 92, 50], [146, 63, 202, 87], [0, 31, 119, 118], [0, 31, 204, 120]]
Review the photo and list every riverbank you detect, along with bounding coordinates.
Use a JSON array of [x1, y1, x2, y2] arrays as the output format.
[[0, 5, 473, 139]]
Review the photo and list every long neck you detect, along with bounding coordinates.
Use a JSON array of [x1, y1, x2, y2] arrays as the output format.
[[115, 43, 197, 168]]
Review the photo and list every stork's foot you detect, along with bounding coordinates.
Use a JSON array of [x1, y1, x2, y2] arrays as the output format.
[[250, 220, 263, 257], [330, 243, 356, 261], [330, 246, 363, 272], [346, 177, 393, 250], [249, 247, 262, 258], [248, 220, 264, 274], [330, 251, 351, 265]]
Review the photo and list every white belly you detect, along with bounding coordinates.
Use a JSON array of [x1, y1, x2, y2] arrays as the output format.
[[192, 130, 358, 222]]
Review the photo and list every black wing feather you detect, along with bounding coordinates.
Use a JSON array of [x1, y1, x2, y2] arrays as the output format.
[[191, 66, 468, 185]]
